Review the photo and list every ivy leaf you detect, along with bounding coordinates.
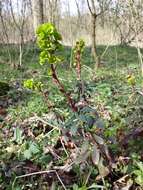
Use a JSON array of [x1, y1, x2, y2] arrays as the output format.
[[23, 149, 32, 160], [95, 119, 105, 130], [13, 128, 23, 144], [29, 142, 40, 154], [23, 142, 40, 160], [136, 161, 143, 172]]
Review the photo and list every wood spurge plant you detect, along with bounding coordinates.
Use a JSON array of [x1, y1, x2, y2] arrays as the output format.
[[36, 23, 78, 112], [73, 39, 85, 80], [36, 22, 113, 187]]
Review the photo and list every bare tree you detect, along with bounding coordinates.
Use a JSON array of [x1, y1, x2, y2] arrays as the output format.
[[74, 0, 87, 35], [110, 0, 143, 46], [87, 0, 99, 68], [128, 0, 143, 76], [9, 0, 28, 68], [87, 0, 111, 68], [0, 0, 12, 64], [46, 0, 59, 25]]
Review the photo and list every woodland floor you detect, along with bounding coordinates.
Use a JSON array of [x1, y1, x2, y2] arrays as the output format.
[[0, 44, 143, 189]]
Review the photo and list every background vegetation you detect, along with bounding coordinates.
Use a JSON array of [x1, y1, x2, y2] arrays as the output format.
[[0, 0, 143, 190]]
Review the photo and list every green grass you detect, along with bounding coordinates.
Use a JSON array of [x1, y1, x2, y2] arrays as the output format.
[[0, 44, 142, 80], [0, 44, 142, 116], [0, 44, 142, 129]]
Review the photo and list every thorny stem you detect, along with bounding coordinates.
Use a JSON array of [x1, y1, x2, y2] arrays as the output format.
[[51, 64, 78, 112]]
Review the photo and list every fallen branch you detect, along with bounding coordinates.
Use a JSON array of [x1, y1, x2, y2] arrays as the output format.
[[12, 169, 67, 190]]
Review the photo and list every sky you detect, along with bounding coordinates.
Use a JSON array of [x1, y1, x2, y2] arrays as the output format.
[[61, 0, 80, 15], [5, 0, 88, 16], [59, 0, 88, 16]]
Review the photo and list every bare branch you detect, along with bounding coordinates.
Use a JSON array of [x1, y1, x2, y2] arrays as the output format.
[[87, 0, 94, 15]]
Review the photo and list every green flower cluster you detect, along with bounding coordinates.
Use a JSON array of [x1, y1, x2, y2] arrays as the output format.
[[24, 79, 43, 91], [36, 23, 63, 65], [73, 39, 85, 66]]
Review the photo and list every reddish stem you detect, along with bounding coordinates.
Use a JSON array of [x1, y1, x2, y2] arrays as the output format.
[[76, 50, 81, 80], [51, 64, 78, 112]]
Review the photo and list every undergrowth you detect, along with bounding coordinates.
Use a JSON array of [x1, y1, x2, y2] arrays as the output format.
[[0, 24, 143, 190]]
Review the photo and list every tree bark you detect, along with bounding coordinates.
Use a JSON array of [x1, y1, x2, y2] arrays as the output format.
[[91, 14, 100, 68], [31, 0, 44, 34], [87, 0, 100, 68], [91, 14, 97, 64]]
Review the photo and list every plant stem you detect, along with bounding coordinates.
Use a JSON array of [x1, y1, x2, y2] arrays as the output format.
[[51, 64, 78, 112], [76, 50, 81, 80], [12, 170, 67, 190]]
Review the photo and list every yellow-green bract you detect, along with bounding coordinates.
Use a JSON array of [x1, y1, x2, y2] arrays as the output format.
[[73, 39, 85, 66], [24, 79, 43, 91], [36, 23, 63, 65]]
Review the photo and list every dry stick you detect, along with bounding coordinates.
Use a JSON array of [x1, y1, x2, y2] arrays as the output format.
[[34, 115, 59, 129], [60, 137, 69, 158], [84, 168, 92, 186], [12, 170, 67, 190], [51, 64, 78, 112]]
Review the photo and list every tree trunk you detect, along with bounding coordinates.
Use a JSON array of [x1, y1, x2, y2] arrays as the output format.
[[31, 0, 44, 34], [91, 14, 100, 69]]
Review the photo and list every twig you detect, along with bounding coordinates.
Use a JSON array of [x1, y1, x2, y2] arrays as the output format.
[[60, 137, 69, 158], [34, 115, 59, 129], [137, 91, 143, 96], [85, 167, 92, 186], [12, 170, 67, 190], [55, 170, 67, 190]]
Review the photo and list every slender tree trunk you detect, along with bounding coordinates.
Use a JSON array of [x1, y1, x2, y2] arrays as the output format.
[[18, 31, 24, 68], [87, 0, 100, 69], [31, 0, 44, 34], [91, 14, 100, 68], [0, 1, 12, 65]]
